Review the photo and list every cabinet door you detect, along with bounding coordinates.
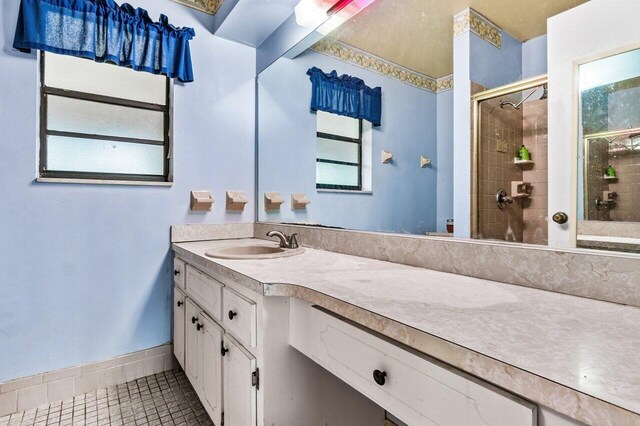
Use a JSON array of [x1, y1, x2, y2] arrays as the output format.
[[173, 287, 187, 369], [199, 313, 223, 426], [185, 299, 201, 386], [223, 335, 257, 426]]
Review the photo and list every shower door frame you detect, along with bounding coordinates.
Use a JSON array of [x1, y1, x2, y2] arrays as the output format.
[[470, 75, 548, 239], [582, 127, 640, 220]]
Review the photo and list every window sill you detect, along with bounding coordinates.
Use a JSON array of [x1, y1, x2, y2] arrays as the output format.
[[317, 189, 372, 195], [36, 177, 173, 187]]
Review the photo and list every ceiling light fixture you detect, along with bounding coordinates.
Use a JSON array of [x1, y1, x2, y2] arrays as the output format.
[[294, 0, 355, 28]]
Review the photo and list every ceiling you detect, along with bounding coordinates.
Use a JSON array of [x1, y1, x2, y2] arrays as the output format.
[[216, 0, 300, 47], [328, 0, 589, 78]]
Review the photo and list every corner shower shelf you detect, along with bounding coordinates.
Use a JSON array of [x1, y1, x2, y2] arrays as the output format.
[[603, 175, 618, 180], [513, 159, 534, 165]]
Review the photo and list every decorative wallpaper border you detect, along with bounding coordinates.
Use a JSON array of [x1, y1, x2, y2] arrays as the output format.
[[311, 38, 453, 93], [436, 75, 454, 93], [171, 0, 223, 15], [453, 8, 501, 48]]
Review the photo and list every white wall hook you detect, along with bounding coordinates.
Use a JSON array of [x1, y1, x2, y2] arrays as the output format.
[[264, 192, 285, 211], [420, 155, 432, 168], [190, 191, 214, 211], [382, 150, 393, 164], [291, 193, 311, 210], [226, 191, 249, 211]]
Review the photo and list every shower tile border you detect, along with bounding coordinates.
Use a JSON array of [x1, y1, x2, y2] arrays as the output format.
[[254, 222, 640, 308]]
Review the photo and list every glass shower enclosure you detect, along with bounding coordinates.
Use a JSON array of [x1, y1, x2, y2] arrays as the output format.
[[472, 76, 549, 245]]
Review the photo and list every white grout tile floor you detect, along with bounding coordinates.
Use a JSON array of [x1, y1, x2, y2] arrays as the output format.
[[0, 370, 213, 426]]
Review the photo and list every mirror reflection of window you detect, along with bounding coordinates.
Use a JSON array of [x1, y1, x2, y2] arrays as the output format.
[[315, 111, 372, 192], [578, 48, 640, 251]]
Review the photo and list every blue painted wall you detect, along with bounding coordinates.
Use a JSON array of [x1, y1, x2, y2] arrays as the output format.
[[0, 0, 256, 382], [522, 35, 548, 79], [452, 29, 473, 238], [258, 50, 438, 234], [436, 90, 454, 233], [470, 31, 523, 90]]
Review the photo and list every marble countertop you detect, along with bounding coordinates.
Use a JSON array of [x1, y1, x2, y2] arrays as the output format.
[[173, 239, 640, 425]]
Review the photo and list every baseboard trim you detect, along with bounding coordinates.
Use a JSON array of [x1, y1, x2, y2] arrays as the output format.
[[0, 343, 177, 417]]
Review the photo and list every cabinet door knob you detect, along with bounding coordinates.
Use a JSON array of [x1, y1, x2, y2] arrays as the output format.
[[552, 212, 569, 224], [177, 301, 183, 307], [196, 323, 203, 331], [174, 269, 180, 276], [221, 341, 229, 356], [373, 369, 387, 386], [228, 310, 237, 320], [191, 316, 198, 324]]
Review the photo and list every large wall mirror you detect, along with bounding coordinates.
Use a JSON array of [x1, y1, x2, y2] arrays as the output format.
[[256, 0, 640, 255], [577, 48, 640, 252]]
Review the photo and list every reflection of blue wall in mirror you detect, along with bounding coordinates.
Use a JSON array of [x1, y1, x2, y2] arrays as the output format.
[[522, 35, 548, 80], [436, 90, 454, 233], [258, 49, 438, 234], [453, 28, 547, 237], [470, 30, 523, 90]]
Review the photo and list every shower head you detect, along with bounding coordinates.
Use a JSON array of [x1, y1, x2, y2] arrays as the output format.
[[499, 100, 520, 110], [499, 84, 547, 110], [539, 85, 548, 100]]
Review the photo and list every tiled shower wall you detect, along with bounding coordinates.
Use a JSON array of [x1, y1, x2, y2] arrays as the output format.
[[608, 151, 640, 221], [477, 93, 524, 242], [474, 83, 548, 244], [585, 139, 611, 221], [522, 99, 548, 244]]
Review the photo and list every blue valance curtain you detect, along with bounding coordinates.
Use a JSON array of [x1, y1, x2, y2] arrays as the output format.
[[307, 67, 382, 126], [13, 0, 196, 82]]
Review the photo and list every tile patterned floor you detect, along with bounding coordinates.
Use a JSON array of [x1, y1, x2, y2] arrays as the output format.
[[0, 370, 213, 426]]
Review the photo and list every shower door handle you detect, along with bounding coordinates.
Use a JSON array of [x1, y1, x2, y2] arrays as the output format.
[[552, 212, 568, 224]]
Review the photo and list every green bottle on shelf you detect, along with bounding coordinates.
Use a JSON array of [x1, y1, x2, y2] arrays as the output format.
[[606, 165, 616, 177], [519, 145, 531, 161]]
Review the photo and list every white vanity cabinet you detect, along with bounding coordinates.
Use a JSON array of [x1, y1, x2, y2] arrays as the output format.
[[173, 254, 549, 426], [184, 298, 201, 386], [223, 335, 257, 426], [175, 264, 259, 426], [199, 312, 224, 426], [290, 298, 538, 426], [173, 287, 186, 369]]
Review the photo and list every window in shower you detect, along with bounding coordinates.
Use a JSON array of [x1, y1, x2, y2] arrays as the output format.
[[472, 77, 549, 245]]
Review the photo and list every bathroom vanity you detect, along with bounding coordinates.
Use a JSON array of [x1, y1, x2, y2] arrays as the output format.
[[171, 236, 640, 426]]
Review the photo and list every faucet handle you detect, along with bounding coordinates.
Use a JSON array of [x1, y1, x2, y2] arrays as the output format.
[[289, 233, 300, 249]]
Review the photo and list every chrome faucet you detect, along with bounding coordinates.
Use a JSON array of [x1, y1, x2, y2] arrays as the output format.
[[266, 230, 300, 249]]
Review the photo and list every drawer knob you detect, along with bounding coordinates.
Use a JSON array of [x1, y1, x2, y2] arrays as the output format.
[[221, 341, 229, 357], [196, 323, 203, 331], [174, 269, 180, 276], [177, 301, 183, 307], [228, 310, 237, 320], [373, 369, 387, 386], [191, 316, 198, 324]]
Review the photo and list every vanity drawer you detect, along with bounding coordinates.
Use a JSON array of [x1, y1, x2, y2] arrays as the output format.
[[173, 258, 186, 289], [290, 299, 537, 426], [222, 287, 257, 348], [186, 266, 223, 321]]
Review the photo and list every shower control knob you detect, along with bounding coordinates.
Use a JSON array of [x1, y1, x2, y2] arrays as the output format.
[[552, 212, 569, 224]]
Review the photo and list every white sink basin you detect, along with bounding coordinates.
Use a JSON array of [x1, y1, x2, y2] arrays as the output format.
[[205, 244, 305, 260]]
